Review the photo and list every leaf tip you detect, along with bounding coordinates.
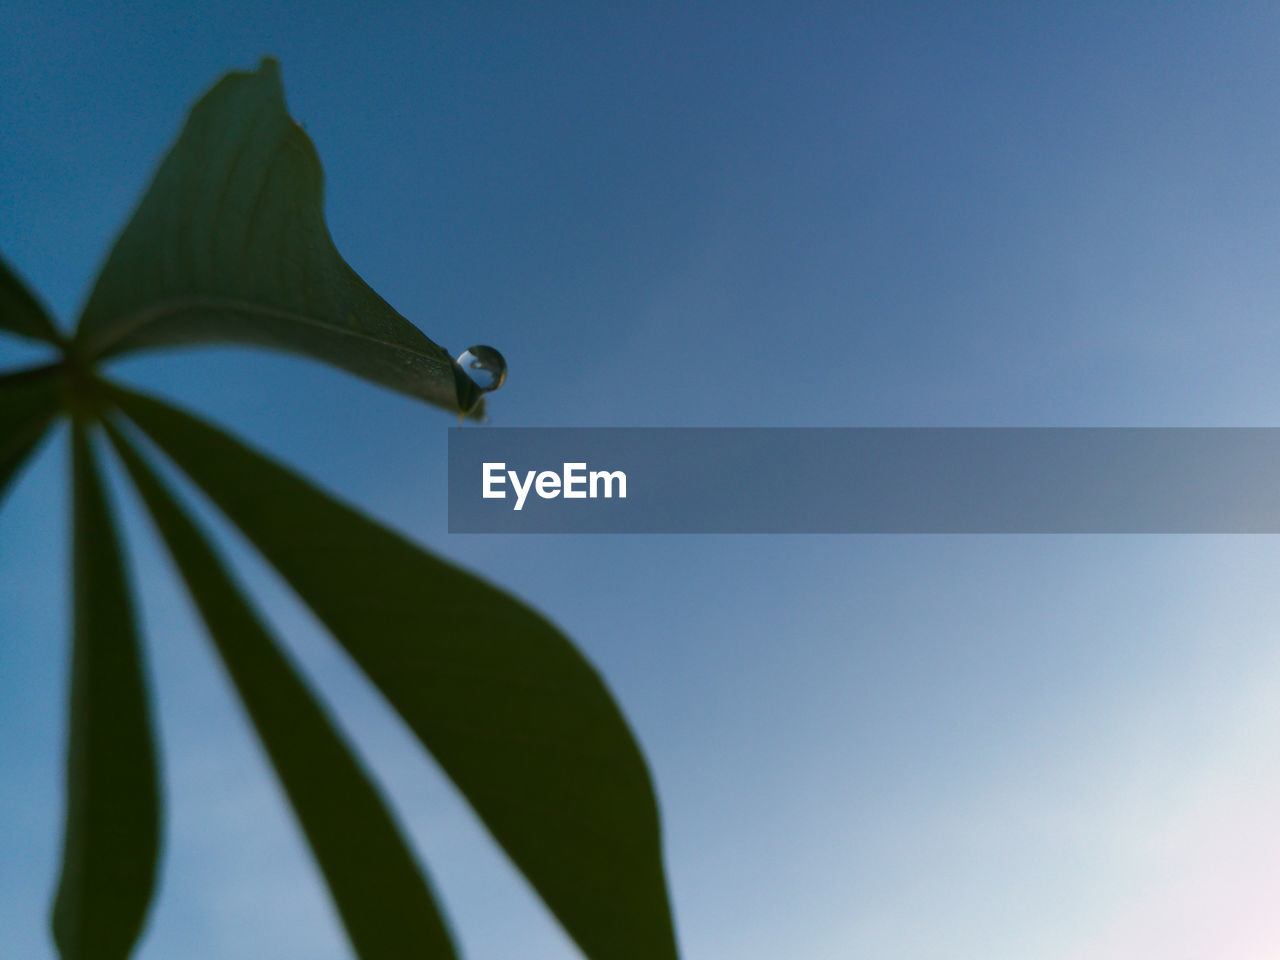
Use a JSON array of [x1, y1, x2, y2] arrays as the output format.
[[256, 55, 282, 80]]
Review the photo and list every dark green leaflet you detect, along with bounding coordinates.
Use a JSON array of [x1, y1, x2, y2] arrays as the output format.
[[53, 420, 161, 960], [74, 59, 481, 417]]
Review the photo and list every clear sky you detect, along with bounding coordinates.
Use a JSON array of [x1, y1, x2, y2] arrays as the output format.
[[5, 3, 1280, 958]]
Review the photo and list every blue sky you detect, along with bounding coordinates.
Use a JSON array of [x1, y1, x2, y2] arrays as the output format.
[[6, 3, 1280, 958]]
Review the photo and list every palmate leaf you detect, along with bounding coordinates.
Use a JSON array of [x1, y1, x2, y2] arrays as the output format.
[[54, 420, 161, 960], [0, 364, 62, 505], [9, 52, 677, 960], [1, 254, 60, 344], [72, 59, 482, 418], [104, 420, 458, 960], [110, 384, 680, 960]]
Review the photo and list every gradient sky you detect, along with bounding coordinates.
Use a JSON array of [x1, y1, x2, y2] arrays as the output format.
[[6, 4, 1280, 958]]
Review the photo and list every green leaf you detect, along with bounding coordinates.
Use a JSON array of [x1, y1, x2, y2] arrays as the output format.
[[0, 364, 62, 506], [104, 421, 458, 960], [53, 420, 161, 960], [110, 384, 680, 960], [73, 58, 481, 418], [1, 253, 61, 344]]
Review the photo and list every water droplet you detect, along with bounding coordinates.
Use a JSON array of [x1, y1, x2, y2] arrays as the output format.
[[456, 345, 507, 393]]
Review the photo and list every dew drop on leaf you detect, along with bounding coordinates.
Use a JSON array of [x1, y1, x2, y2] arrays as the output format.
[[456, 345, 507, 392]]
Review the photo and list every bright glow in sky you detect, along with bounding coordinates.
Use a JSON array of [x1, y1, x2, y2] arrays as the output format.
[[5, 4, 1280, 958]]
